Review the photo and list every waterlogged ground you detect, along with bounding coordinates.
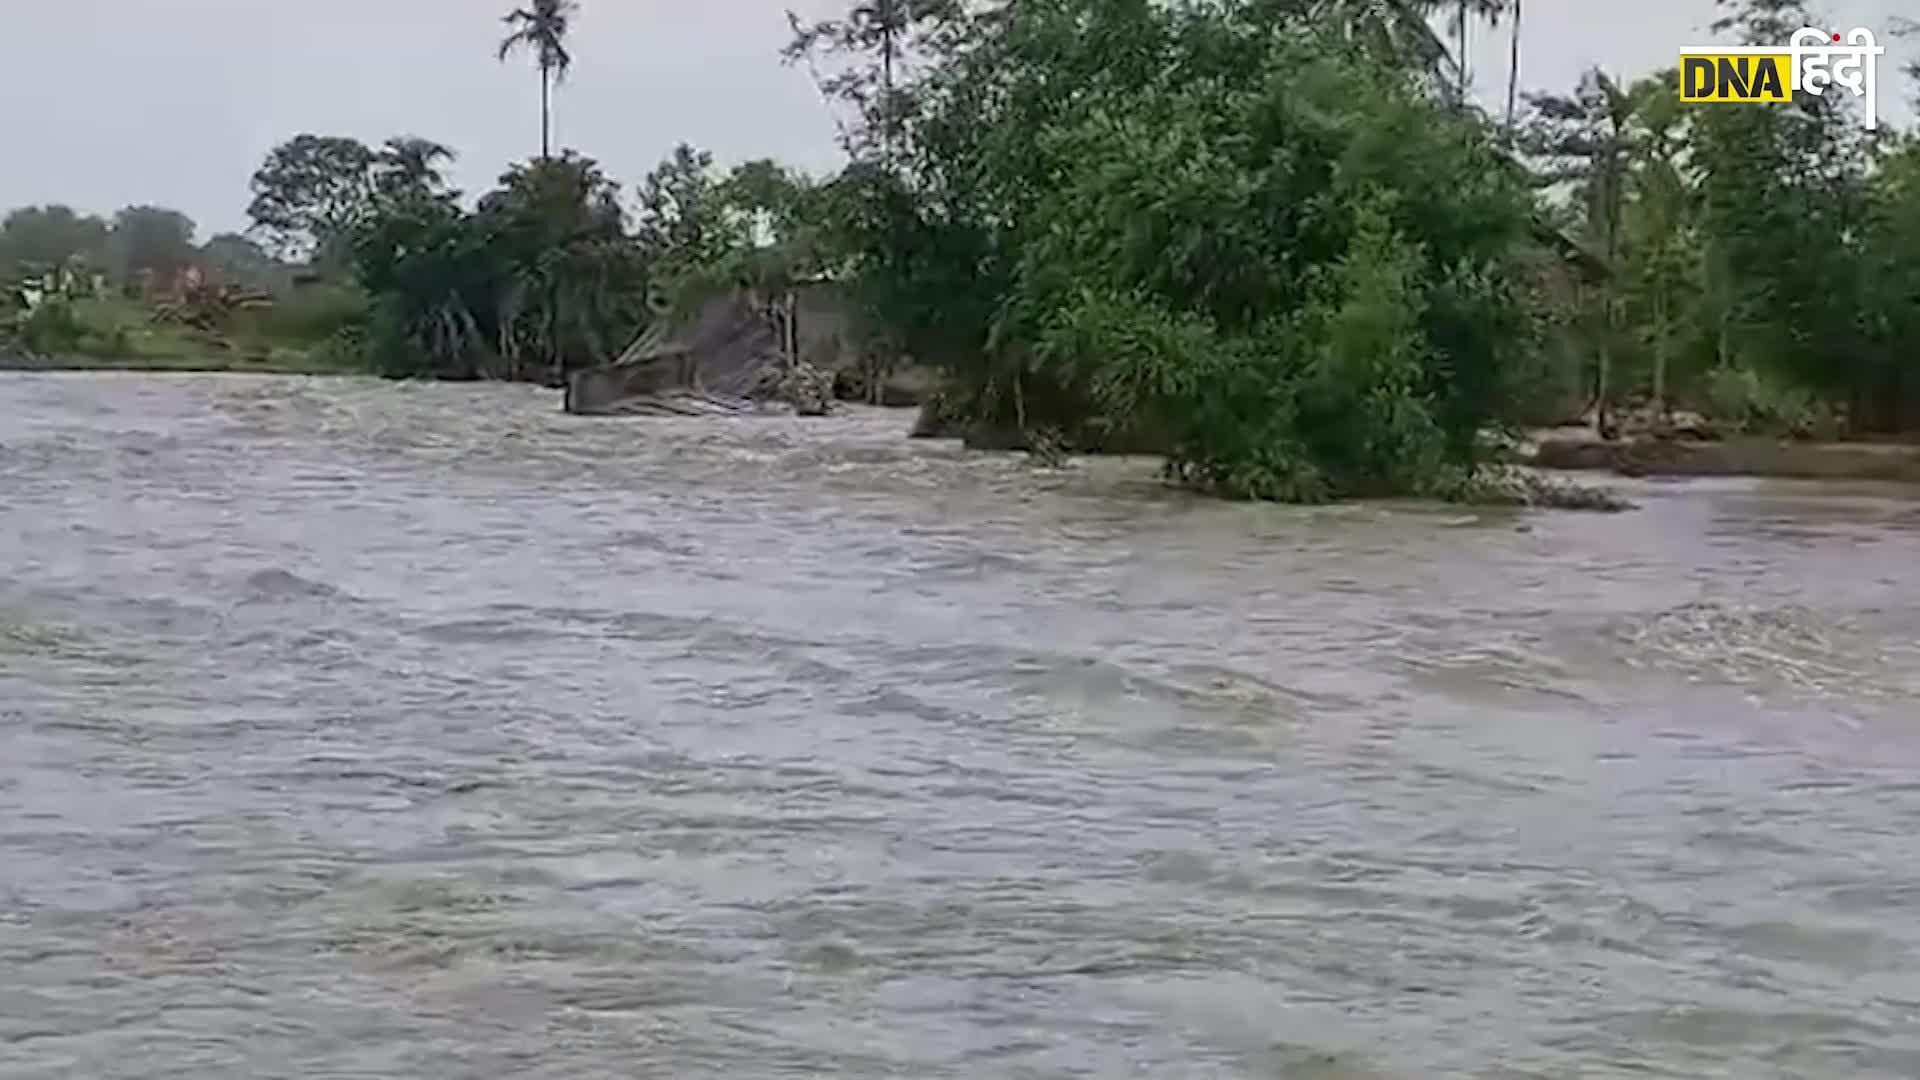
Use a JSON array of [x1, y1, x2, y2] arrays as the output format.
[[2, 372, 1918, 1079]]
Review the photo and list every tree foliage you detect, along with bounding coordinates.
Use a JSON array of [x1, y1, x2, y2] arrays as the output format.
[[106, 206, 198, 285], [0, 205, 110, 276], [802, 0, 1544, 498], [1501, 0, 1920, 432], [18, 0, 1917, 509], [345, 152, 647, 383], [246, 135, 382, 264]]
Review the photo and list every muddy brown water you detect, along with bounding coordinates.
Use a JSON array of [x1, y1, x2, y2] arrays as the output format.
[[2, 372, 1917, 1079]]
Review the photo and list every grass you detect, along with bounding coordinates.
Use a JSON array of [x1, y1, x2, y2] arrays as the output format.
[[1, 293, 362, 375]]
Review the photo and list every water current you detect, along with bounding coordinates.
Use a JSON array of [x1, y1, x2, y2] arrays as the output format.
[[2, 372, 1918, 1078]]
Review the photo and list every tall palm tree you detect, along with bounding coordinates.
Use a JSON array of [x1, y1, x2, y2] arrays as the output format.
[[498, 0, 579, 160]]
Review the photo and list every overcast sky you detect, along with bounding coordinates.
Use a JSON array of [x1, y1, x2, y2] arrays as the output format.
[[0, 0, 1911, 238]]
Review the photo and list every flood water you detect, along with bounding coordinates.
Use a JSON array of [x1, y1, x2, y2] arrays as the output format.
[[2, 372, 1918, 1078]]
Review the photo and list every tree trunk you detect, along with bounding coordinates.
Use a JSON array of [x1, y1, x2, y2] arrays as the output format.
[[1457, 1, 1470, 101], [1597, 320, 1612, 437], [540, 64, 552, 160], [1653, 287, 1669, 418], [1504, 0, 1522, 141]]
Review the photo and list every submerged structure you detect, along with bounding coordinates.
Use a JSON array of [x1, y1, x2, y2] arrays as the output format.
[[565, 280, 862, 418]]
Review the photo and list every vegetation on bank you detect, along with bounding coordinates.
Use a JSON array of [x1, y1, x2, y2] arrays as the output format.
[[5, 0, 1918, 507]]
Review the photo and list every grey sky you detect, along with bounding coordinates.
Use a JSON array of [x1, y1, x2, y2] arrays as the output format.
[[1, 0, 1912, 239]]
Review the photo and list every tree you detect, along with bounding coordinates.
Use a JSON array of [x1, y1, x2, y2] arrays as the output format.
[[345, 150, 646, 385], [1304, 0, 1457, 93], [348, 190, 501, 379], [784, 0, 969, 164], [480, 152, 644, 380], [246, 135, 381, 264], [810, 0, 1542, 499], [497, 0, 579, 160], [199, 232, 291, 292], [107, 206, 198, 286], [632, 143, 753, 291], [374, 137, 457, 203], [0, 205, 110, 277], [1521, 68, 1638, 433], [1857, 140, 1920, 429], [1618, 79, 1697, 417], [1691, 0, 1871, 412]]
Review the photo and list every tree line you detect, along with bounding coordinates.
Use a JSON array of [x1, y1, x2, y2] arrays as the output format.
[[0, 204, 273, 293], [7, 0, 1918, 504]]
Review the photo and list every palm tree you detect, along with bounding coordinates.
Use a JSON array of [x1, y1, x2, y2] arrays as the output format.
[[498, 0, 579, 160], [378, 137, 457, 197]]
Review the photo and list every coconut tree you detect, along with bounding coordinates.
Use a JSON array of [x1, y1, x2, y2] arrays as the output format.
[[376, 137, 457, 201], [498, 0, 579, 160]]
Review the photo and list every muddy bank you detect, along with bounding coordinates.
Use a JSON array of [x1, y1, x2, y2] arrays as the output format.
[[1527, 429, 1920, 483]]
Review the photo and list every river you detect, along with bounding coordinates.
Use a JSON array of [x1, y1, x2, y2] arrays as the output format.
[[2, 372, 1917, 1078]]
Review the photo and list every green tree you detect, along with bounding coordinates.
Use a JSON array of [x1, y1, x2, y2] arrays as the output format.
[[785, 1, 969, 165], [246, 135, 381, 264], [0, 205, 110, 277], [374, 137, 457, 203], [819, 0, 1541, 498], [199, 232, 290, 292], [632, 144, 735, 275], [1617, 79, 1697, 416], [346, 150, 646, 385], [348, 190, 500, 379], [1304, 0, 1456, 93], [498, 0, 579, 160], [1691, 0, 1871, 415], [107, 206, 198, 286], [480, 152, 645, 381], [1853, 138, 1920, 428], [1521, 67, 1638, 432]]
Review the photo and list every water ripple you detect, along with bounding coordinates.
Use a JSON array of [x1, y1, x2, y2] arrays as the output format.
[[1, 372, 1917, 1078]]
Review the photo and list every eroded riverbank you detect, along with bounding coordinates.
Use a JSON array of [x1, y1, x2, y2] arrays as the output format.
[[3, 372, 1918, 1078], [1526, 427, 1920, 484]]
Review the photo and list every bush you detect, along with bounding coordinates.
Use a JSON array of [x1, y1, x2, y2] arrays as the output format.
[[1704, 365, 1839, 438], [237, 281, 368, 346], [19, 298, 84, 354]]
